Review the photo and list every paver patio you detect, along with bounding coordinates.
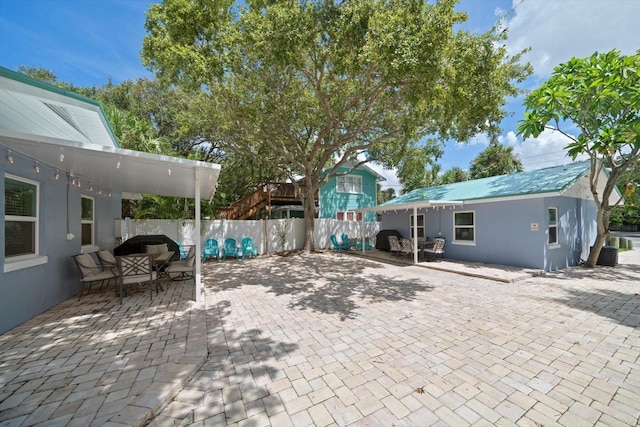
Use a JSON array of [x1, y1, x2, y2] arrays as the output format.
[[1, 248, 639, 426]]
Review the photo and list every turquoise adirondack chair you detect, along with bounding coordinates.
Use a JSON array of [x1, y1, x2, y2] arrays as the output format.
[[330, 235, 342, 252], [341, 233, 352, 250], [202, 239, 220, 262], [355, 238, 373, 250], [241, 237, 258, 260], [175, 241, 189, 260], [222, 238, 239, 260], [331, 235, 350, 252]]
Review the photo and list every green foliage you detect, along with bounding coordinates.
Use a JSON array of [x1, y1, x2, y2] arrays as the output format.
[[610, 166, 640, 226], [469, 143, 523, 179], [441, 167, 470, 184], [377, 183, 396, 204], [517, 49, 640, 266], [142, 0, 530, 249]]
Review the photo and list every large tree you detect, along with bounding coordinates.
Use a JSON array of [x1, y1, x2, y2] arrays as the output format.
[[517, 49, 640, 267], [142, 0, 530, 250], [469, 142, 523, 179]]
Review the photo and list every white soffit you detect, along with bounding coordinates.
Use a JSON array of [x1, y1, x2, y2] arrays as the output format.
[[1, 131, 221, 199]]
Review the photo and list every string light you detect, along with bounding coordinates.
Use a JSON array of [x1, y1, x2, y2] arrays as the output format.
[[2, 145, 119, 199], [167, 168, 172, 176], [116, 161, 121, 169]]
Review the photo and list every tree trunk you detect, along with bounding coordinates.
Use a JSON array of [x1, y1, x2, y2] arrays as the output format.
[[586, 206, 611, 267], [302, 184, 317, 252]]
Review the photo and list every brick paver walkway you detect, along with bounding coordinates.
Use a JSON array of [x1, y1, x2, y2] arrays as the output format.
[[1, 249, 639, 426], [0, 278, 207, 426], [152, 252, 640, 426]]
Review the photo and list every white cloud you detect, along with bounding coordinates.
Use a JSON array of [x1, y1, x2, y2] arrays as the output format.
[[506, 0, 640, 77], [366, 162, 402, 194], [456, 132, 490, 148], [503, 129, 588, 170]]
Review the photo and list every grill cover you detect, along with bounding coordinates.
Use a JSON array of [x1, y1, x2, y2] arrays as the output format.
[[375, 229, 403, 251], [114, 235, 181, 263]]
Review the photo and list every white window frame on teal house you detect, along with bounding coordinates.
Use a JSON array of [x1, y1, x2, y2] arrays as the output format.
[[337, 211, 363, 221], [336, 174, 362, 194], [410, 214, 425, 240], [453, 210, 476, 245], [548, 207, 559, 248], [81, 195, 95, 251], [4, 174, 47, 272]]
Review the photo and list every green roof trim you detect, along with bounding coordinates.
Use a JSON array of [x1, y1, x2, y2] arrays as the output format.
[[0, 66, 121, 148], [382, 161, 593, 206]]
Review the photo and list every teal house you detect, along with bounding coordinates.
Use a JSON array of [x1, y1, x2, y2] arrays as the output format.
[[319, 163, 384, 222]]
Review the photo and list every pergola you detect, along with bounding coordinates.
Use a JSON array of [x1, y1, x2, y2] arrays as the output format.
[[355, 199, 463, 264], [1, 66, 221, 301]]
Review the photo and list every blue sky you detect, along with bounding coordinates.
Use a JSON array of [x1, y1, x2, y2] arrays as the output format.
[[1, 0, 638, 192]]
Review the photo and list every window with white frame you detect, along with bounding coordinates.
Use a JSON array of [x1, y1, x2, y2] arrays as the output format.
[[454, 211, 475, 242], [5, 175, 39, 258], [548, 207, 558, 245], [337, 211, 363, 221], [410, 214, 425, 239], [81, 196, 94, 247], [336, 174, 362, 194]]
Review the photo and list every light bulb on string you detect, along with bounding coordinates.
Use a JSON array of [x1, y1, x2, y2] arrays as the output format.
[[7, 150, 14, 164], [54, 170, 60, 180], [34, 162, 40, 174], [59, 153, 64, 163]]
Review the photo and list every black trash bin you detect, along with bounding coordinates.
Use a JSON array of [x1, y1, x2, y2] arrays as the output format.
[[591, 245, 618, 267]]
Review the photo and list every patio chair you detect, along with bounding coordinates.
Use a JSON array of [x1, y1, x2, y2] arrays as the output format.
[[341, 233, 352, 250], [222, 238, 239, 261], [175, 241, 189, 260], [388, 235, 401, 256], [166, 245, 196, 281], [422, 237, 446, 261], [355, 238, 373, 251], [116, 254, 162, 304], [400, 238, 415, 258], [97, 250, 119, 277], [241, 237, 258, 260], [73, 253, 119, 300], [202, 238, 220, 262], [330, 235, 343, 252]]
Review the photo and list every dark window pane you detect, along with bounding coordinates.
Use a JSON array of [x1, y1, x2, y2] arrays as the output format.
[[82, 223, 93, 246], [549, 227, 557, 244], [455, 212, 474, 226], [5, 221, 35, 257], [455, 227, 474, 241], [548, 208, 557, 224], [5, 178, 37, 217], [81, 197, 93, 220]]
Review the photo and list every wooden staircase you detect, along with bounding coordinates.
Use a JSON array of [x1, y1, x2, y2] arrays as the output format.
[[218, 183, 312, 220]]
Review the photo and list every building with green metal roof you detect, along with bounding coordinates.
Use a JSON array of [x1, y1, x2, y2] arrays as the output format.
[[359, 161, 621, 271]]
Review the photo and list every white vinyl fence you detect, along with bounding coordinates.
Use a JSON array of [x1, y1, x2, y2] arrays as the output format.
[[118, 218, 380, 255]]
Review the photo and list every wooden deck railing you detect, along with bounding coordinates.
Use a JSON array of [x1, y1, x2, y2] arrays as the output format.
[[218, 182, 312, 220]]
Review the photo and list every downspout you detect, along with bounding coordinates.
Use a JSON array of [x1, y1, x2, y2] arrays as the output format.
[[195, 169, 202, 302]]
